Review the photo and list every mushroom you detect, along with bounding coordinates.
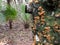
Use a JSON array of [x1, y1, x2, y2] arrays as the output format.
[[32, 24, 36, 30], [41, 15, 45, 19], [38, 6, 43, 11], [55, 13, 60, 18], [34, 20, 37, 23], [38, 11, 45, 16], [34, 0, 39, 3], [41, 18, 45, 22], [41, 21, 45, 25], [54, 24, 59, 29], [46, 34, 51, 42], [34, 16, 40, 20], [44, 26, 50, 31]]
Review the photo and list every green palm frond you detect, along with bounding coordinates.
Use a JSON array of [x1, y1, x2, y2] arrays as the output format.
[[20, 4, 30, 22], [4, 5, 17, 21]]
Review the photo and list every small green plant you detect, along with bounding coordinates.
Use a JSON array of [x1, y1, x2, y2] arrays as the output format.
[[4, 5, 17, 29], [20, 4, 31, 29]]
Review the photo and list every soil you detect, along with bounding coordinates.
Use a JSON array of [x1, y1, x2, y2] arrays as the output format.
[[0, 20, 33, 45]]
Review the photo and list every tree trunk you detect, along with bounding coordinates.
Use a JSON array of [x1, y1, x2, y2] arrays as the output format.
[[9, 19, 13, 29], [7, 0, 11, 5]]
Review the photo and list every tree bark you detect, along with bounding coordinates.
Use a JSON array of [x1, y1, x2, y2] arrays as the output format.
[[7, 0, 11, 5], [9, 19, 13, 29]]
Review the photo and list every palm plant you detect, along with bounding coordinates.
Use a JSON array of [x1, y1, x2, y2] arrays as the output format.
[[20, 4, 31, 29], [4, 5, 17, 29], [2, 0, 17, 29]]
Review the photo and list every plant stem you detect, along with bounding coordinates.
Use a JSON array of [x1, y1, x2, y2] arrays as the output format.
[[9, 19, 12, 29]]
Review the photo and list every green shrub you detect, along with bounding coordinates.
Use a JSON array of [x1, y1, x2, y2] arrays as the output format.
[[4, 5, 17, 21]]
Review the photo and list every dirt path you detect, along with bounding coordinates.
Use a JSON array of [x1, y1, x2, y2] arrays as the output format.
[[0, 21, 33, 45]]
